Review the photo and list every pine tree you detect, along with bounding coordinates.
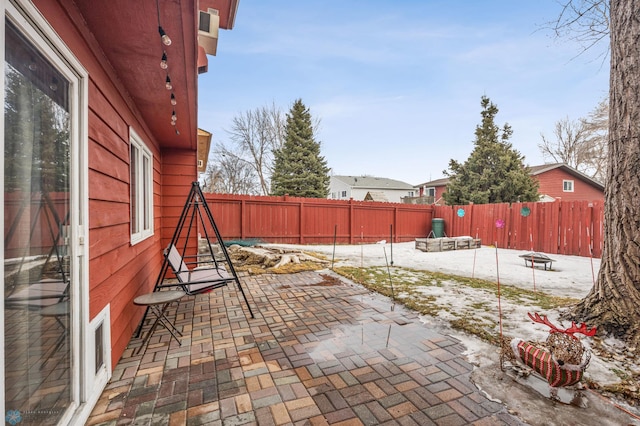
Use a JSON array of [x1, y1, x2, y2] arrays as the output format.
[[270, 99, 330, 197], [443, 96, 539, 205]]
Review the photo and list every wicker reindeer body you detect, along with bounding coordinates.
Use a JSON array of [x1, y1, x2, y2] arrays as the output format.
[[509, 313, 596, 400]]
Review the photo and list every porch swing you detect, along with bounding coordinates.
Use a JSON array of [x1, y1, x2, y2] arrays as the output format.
[[4, 191, 70, 310], [135, 182, 255, 337]]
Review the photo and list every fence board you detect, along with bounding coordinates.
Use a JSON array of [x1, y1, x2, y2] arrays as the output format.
[[201, 193, 603, 258]]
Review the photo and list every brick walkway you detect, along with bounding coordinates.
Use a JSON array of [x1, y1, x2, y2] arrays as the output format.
[[88, 271, 523, 425]]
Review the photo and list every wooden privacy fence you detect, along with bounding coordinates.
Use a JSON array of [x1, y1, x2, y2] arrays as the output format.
[[432, 201, 604, 258], [202, 193, 604, 258], [202, 193, 434, 244]]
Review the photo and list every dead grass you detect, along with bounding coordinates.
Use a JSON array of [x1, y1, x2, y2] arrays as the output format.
[[333, 265, 578, 344]]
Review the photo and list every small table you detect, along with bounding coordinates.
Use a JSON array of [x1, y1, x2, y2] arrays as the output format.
[[133, 290, 185, 355]]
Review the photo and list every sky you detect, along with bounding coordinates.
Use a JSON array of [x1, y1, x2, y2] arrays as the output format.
[[197, 0, 610, 186]]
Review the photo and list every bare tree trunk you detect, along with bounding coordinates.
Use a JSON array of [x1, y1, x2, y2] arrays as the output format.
[[569, 0, 640, 350]]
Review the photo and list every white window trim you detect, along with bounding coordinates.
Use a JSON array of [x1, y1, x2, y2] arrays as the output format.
[[130, 127, 154, 244], [563, 179, 574, 192]]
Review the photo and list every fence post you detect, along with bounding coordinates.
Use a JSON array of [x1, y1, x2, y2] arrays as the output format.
[[240, 199, 246, 240], [349, 199, 355, 245], [299, 199, 304, 244]]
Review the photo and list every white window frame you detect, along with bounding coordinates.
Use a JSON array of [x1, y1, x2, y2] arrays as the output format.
[[341, 190, 347, 198], [563, 180, 574, 192], [427, 187, 436, 197], [130, 128, 154, 244]]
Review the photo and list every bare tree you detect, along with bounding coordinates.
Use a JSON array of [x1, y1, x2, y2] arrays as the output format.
[[549, 0, 610, 62], [580, 97, 608, 182], [539, 117, 591, 167], [539, 99, 608, 183], [565, 0, 640, 349], [225, 102, 286, 195], [201, 145, 259, 194]]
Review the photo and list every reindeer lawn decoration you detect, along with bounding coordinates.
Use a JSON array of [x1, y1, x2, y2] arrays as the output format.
[[507, 312, 597, 406]]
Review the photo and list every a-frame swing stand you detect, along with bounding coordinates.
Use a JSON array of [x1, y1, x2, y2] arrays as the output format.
[[135, 182, 255, 338]]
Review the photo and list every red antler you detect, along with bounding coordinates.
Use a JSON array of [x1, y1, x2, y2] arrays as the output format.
[[528, 312, 562, 333], [565, 321, 597, 337], [528, 312, 596, 337]]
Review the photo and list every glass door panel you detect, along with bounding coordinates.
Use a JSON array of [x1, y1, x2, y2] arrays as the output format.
[[4, 19, 72, 425]]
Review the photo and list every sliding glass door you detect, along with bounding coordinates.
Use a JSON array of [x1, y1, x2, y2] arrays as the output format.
[[3, 15, 75, 426]]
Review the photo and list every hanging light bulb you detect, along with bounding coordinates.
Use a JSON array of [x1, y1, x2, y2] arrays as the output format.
[[171, 110, 177, 123], [160, 51, 168, 70], [170, 120, 176, 126], [165, 75, 172, 90], [170, 93, 177, 106], [158, 26, 171, 46]]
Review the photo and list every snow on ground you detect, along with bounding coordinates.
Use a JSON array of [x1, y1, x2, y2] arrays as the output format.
[[265, 241, 640, 423], [274, 240, 600, 299]]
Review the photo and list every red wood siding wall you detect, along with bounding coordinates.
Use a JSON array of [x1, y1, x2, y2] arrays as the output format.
[[161, 149, 199, 252], [534, 169, 604, 201], [34, 0, 196, 367], [204, 194, 604, 258]]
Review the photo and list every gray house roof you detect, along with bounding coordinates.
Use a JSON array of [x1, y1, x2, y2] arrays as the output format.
[[332, 175, 415, 189]]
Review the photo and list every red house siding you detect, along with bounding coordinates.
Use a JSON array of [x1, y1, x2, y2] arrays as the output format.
[[33, 0, 199, 367], [534, 168, 603, 201]]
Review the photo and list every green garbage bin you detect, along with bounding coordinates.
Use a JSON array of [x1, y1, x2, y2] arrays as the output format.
[[431, 218, 445, 238]]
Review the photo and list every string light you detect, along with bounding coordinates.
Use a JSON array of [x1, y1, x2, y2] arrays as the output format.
[[157, 0, 178, 136], [158, 26, 172, 46], [160, 52, 168, 69]]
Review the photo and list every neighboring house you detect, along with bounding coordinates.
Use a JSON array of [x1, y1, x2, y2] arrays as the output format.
[[329, 175, 416, 203], [528, 163, 604, 201], [413, 163, 604, 204], [2, 0, 237, 423], [412, 177, 450, 205]]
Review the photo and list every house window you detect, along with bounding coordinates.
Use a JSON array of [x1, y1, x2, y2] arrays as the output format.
[[341, 190, 347, 198], [407, 191, 415, 197], [426, 187, 436, 197], [563, 180, 574, 192], [130, 128, 153, 243]]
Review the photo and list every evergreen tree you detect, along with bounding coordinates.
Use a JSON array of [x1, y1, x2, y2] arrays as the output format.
[[443, 96, 539, 205], [271, 99, 330, 197]]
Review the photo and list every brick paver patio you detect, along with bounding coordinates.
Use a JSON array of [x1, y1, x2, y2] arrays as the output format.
[[87, 270, 523, 425]]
